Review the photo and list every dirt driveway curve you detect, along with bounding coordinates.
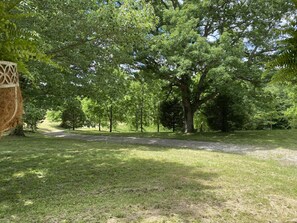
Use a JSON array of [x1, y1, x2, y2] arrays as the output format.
[[43, 130, 297, 166]]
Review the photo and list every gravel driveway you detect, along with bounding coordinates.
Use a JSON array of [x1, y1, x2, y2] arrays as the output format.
[[43, 130, 297, 165]]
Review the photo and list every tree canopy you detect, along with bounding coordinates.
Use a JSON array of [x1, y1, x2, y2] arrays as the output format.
[[134, 0, 291, 132], [2, 0, 297, 134]]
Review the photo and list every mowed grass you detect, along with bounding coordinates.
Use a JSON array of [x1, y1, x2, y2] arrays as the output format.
[[1, 134, 297, 222]]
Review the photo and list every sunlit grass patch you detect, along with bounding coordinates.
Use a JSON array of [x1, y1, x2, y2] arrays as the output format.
[[1, 135, 297, 222]]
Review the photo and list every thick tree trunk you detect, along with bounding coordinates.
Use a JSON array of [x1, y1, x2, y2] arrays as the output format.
[[180, 82, 196, 133], [183, 105, 195, 133], [9, 124, 25, 137]]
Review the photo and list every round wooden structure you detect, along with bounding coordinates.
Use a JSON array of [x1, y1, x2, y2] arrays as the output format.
[[0, 61, 23, 135]]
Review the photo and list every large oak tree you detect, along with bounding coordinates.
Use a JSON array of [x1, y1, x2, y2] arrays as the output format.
[[136, 0, 291, 132]]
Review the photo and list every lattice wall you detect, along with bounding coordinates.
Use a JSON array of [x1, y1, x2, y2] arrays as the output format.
[[0, 61, 19, 88], [0, 61, 23, 135]]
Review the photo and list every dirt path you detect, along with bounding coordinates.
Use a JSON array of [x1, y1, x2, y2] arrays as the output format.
[[43, 130, 297, 165]]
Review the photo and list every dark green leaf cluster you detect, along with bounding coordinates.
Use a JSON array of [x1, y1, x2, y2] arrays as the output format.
[[204, 93, 250, 132], [159, 98, 184, 132]]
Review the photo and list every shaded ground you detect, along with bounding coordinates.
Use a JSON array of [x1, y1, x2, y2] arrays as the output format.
[[43, 130, 297, 166]]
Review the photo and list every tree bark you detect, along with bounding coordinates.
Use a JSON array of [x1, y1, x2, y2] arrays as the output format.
[[183, 104, 195, 133], [9, 124, 25, 137], [179, 79, 217, 133], [180, 81, 196, 133]]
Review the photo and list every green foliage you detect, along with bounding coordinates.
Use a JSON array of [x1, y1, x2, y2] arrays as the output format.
[[0, 1, 51, 73], [81, 98, 106, 129], [250, 85, 291, 130], [137, 0, 290, 132], [284, 86, 297, 128], [91, 68, 131, 131], [27, 0, 157, 70], [204, 93, 250, 132], [269, 0, 297, 82], [194, 112, 210, 132], [159, 98, 184, 132], [3, 0, 295, 135], [285, 106, 297, 128], [3, 0, 157, 122], [47, 110, 62, 122], [123, 78, 164, 132], [124, 80, 147, 131], [61, 100, 86, 130], [23, 101, 46, 132]]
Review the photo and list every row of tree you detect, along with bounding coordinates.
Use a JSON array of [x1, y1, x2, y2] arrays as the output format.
[[23, 79, 297, 133], [1, 0, 297, 134]]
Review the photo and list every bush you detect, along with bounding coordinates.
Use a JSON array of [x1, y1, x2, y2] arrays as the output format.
[[61, 100, 86, 130], [23, 102, 46, 132]]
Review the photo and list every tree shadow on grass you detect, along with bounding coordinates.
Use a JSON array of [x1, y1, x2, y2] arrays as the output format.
[[0, 136, 221, 222]]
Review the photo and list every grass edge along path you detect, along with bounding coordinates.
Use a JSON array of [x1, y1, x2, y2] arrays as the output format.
[[38, 120, 297, 150], [42, 130, 297, 166]]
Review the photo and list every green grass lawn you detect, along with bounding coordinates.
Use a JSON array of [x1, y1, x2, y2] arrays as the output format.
[[1, 134, 297, 222]]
